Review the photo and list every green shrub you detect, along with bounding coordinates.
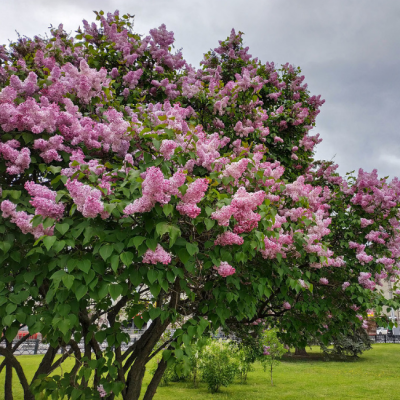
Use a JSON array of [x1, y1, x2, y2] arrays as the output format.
[[230, 342, 258, 383], [320, 328, 372, 359], [199, 340, 238, 393]]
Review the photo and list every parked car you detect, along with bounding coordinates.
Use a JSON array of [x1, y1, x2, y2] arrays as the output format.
[[376, 327, 388, 335], [16, 326, 39, 340]]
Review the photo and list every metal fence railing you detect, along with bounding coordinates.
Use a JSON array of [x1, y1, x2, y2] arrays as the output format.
[[369, 334, 400, 343], [2, 332, 398, 357], [0, 329, 149, 356]]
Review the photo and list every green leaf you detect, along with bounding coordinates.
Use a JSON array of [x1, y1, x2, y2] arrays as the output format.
[[163, 204, 174, 217], [56, 223, 69, 236], [131, 236, 146, 249], [24, 272, 36, 284], [22, 132, 33, 144], [52, 240, 66, 253], [111, 255, 120, 272], [62, 275, 75, 290], [169, 225, 181, 247], [31, 215, 43, 228], [2, 315, 14, 327], [162, 350, 172, 361], [133, 316, 144, 329], [58, 320, 70, 335], [43, 217, 55, 229], [99, 245, 113, 261], [120, 252, 133, 266], [6, 303, 17, 314], [0, 241, 11, 254], [5, 326, 18, 342], [186, 243, 199, 256], [109, 284, 123, 300], [177, 248, 191, 265], [75, 285, 88, 301], [156, 222, 170, 237], [149, 308, 161, 320], [204, 218, 215, 230], [148, 270, 158, 284], [10, 190, 21, 200], [129, 270, 142, 286], [95, 330, 107, 343], [43, 236, 57, 251], [50, 269, 66, 281], [149, 283, 161, 297], [166, 271, 175, 283], [175, 348, 183, 360], [78, 259, 91, 274], [146, 239, 158, 251]]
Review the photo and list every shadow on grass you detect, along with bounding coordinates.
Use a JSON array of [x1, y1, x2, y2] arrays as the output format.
[[282, 352, 369, 364]]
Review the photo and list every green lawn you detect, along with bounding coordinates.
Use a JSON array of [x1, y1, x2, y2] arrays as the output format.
[[1, 344, 399, 399]]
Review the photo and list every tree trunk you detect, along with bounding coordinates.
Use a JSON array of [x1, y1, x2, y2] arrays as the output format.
[[4, 340, 13, 400], [142, 358, 167, 400], [124, 365, 146, 400], [0, 347, 34, 400], [270, 364, 273, 386], [294, 347, 308, 356]]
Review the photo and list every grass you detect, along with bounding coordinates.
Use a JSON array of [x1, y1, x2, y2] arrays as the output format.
[[1, 344, 399, 399]]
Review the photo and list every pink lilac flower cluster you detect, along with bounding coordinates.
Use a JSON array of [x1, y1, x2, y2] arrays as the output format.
[[211, 187, 265, 233], [25, 181, 65, 220], [0, 140, 31, 174], [260, 234, 293, 259], [97, 385, 107, 398], [350, 169, 400, 214], [349, 241, 374, 265], [358, 272, 376, 291], [124, 167, 186, 215], [46, 60, 111, 104], [33, 135, 69, 163], [65, 179, 108, 219], [176, 178, 209, 218], [0, 200, 53, 238], [214, 261, 236, 277], [342, 282, 350, 290], [142, 244, 172, 265], [360, 218, 374, 228], [214, 231, 244, 246], [283, 302, 291, 310]]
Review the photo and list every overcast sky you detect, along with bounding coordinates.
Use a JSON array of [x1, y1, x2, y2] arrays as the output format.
[[1, 0, 399, 179]]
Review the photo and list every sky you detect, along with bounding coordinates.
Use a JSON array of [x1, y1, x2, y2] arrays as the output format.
[[1, 0, 399, 179]]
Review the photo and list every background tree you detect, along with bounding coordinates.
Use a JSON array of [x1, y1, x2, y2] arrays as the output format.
[[260, 329, 286, 386]]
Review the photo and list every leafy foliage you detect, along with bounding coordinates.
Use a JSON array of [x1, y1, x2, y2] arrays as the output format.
[[259, 329, 287, 385], [199, 340, 238, 393], [320, 328, 372, 359]]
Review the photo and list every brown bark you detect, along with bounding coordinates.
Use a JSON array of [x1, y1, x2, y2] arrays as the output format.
[[31, 345, 60, 383], [4, 340, 13, 400], [294, 347, 308, 356], [123, 317, 170, 400], [124, 365, 146, 400], [0, 334, 30, 375], [142, 358, 167, 400], [122, 278, 181, 400], [0, 347, 34, 400]]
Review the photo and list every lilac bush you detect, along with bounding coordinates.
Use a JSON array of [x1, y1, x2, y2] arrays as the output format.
[[0, 10, 399, 400]]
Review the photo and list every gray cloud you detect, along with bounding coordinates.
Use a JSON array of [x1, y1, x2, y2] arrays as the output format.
[[1, 0, 399, 178]]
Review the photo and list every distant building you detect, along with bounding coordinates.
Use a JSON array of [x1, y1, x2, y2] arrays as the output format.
[[380, 279, 400, 335]]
